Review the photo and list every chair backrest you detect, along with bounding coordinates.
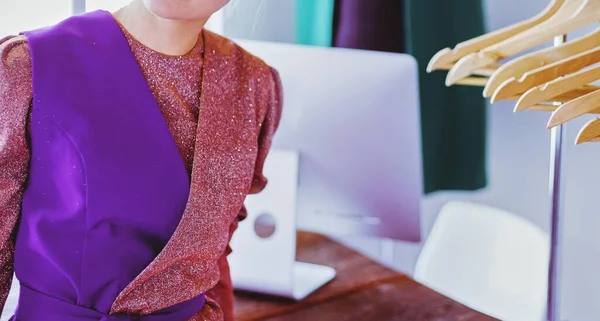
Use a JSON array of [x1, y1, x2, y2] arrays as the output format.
[[414, 201, 549, 321]]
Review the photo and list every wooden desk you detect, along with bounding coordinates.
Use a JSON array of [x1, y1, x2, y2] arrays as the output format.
[[234, 232, 498, 321]]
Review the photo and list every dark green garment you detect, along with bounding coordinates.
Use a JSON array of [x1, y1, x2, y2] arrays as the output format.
[[295, 0, 335, 46], [403, 0, 487, 193]]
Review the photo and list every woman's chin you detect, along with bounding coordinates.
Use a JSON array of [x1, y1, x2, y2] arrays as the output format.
[[142, 0, 228, 21]]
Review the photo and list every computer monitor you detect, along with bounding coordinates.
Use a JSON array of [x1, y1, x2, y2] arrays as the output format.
[[237, 40, 423, 242]]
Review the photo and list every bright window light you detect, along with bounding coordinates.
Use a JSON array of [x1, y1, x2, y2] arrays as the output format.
[[0, 0, 72, 37]]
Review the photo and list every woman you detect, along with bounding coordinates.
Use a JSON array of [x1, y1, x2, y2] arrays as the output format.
[[0, 0, 282, 320]]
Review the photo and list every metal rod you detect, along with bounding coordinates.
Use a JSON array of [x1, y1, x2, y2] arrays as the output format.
[[547, 34, 567, 321]]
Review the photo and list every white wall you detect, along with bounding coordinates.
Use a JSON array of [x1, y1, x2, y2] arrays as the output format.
[[222, 1, 600, 320], [0, 0, 71, 36]]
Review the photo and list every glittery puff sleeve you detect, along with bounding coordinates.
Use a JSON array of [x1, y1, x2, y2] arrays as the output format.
[[0, 35, 32, 314], [204, 67, 283, 321], [249, 67, 283, 195]]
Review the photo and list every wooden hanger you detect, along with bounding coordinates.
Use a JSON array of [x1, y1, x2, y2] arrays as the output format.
[[453, 66, 499, 87], [427, 0, 565, 72], [547, 87, 600, 128], [575, 118, 600, 143], [514, 62, 600, 111], [457, 77, 489, 87], [446, 0, 600, 85], [507, 85, 597, 103], [491, 45, 600, 103], [483, 27, 600, 98]]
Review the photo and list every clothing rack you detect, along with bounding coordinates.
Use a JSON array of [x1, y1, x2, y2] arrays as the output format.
[[424, 1, 600, 319], [547, 34, 566, 321]]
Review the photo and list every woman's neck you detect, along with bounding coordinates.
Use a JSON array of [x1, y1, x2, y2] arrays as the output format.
[[113, 0, 207, 56]]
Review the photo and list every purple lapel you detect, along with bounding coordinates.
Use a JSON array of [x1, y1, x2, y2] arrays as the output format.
[[17, 9, 276, 319], [19, 9, 204, 318]]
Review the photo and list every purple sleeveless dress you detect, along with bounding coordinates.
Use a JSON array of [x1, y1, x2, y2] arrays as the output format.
[[12, 10, 206, 320]]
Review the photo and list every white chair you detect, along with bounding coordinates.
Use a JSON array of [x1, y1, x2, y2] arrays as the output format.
[[414, 201, 549, 321]]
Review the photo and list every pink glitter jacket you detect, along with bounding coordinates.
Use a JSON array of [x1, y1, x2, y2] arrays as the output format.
[[0, 23, 282, 321]]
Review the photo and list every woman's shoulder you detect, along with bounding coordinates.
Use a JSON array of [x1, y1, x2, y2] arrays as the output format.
[[203, 30, 282, 119], [0, 35, 31, 83], [203, 30, 275, 75]]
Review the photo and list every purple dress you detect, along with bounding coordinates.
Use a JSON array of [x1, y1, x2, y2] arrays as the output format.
[[4, 10, 283, 321]]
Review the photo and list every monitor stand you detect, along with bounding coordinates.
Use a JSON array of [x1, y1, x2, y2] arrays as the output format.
[[292, 262, 336, 300], [229, 150, 336, 300]]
